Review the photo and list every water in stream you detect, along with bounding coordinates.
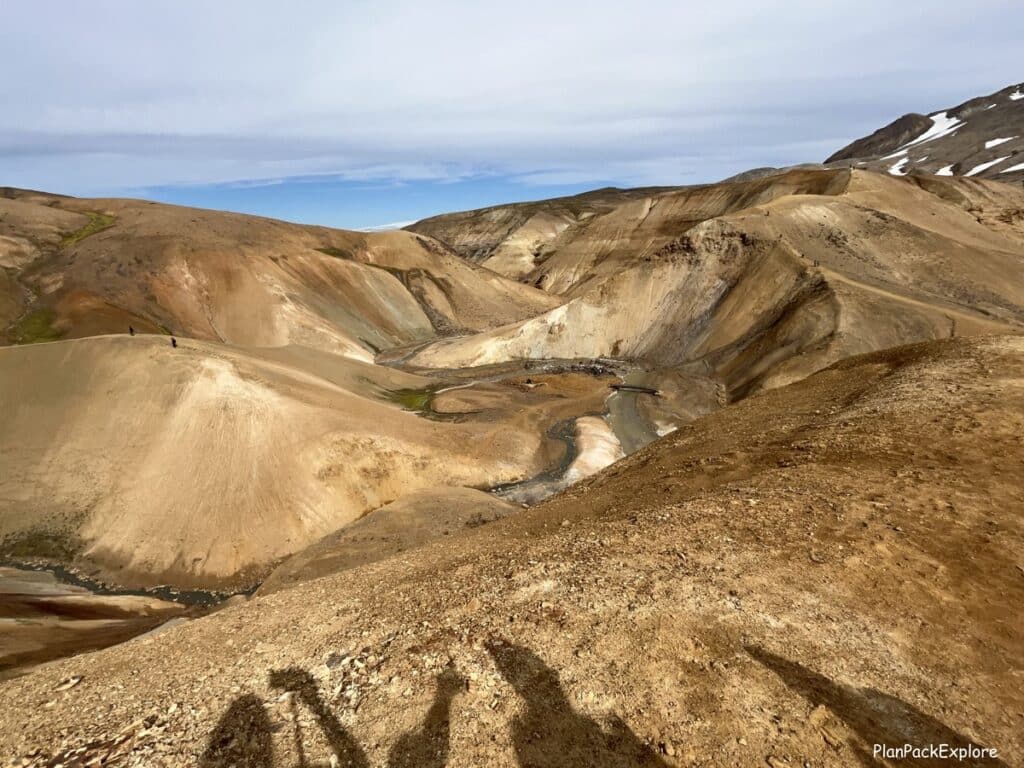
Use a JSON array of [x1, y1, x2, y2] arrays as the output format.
[[0, 559, 253, 607], [605, 367, 664, 455], [489, 418, 579, 504]]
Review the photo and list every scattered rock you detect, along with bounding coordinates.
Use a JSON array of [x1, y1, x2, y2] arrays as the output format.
[[54, 676, 82, 692]]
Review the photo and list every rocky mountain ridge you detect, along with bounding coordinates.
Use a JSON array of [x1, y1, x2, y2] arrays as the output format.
[[825, 82, 1024, 183]]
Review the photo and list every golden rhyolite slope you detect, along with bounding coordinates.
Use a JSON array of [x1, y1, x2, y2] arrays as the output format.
[[1, 334, 1021, 766]]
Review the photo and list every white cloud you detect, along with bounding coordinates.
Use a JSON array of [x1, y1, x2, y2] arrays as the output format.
[[2, 0, 1022, 194], [358, 220, 418, 232]]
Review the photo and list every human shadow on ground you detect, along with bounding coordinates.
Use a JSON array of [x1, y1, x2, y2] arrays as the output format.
[[388, 665, 466, 768], [487, 639, 670, 767], [746, 645, 1007, 768], [200, 693, 276, 768], [269, 666, 370, 768], [202, 665, 465, 768], [203, 643, 669, 768]]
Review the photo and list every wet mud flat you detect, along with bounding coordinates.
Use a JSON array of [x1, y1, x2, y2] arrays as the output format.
[[1, 558, 251, 606], [0, 563, 251, 679], [380, 348, 623, 383]]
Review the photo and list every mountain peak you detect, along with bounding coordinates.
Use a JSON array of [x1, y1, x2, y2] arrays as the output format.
[[825, 83, 1024, 181]]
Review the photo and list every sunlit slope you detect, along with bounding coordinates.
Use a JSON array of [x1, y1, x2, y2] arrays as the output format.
[[0, 335, 548, 589], [0, 189, 556, 359], [407, 186, 673, 281], [409, 170, 1024, 397], [3, 335, 1021, 765]]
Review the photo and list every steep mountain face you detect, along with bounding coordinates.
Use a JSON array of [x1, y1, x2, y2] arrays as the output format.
[[825, 83, 1024, 183], [406, 169, 1024, 398], [826, 113, 934, 162], [2, 334, 1021, 766]]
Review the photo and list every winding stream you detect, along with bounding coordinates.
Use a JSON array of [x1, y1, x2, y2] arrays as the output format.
[[383, 357, 667, 505], [605, 367, 664, 455], [488, 418, 579, 504], [0, 559, 252, 607]]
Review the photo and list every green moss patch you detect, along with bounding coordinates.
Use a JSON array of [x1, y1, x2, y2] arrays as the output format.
[[1, 528, 81, 561], [385, 387, 435, 411], [11, 308, 63, 344], [60, 211, 115, 248]]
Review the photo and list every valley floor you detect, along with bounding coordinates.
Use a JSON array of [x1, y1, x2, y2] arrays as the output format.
[[2, 335, 1020, 767]]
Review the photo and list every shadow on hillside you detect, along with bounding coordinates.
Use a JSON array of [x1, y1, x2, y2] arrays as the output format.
[[487, 639, 670, 767], [202, 643, 667, 768], [200, 693, 275, 768], [201, 665, 464, 768], [746, 645, 1006, 768], [388, 665, 465, 768], [269, 667, 369, 767]]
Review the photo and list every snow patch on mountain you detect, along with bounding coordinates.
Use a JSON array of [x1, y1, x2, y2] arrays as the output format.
[[888, 157, 909, 176], [902, 112, 963, 149], [965, 157, 1010, 176], [985, 137, 1016, 149]]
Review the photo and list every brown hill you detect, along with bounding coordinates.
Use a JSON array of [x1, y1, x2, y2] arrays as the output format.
[[1, 334, 1020, 766], [4, 169, 1023, 596], [0, 188, 556, 358], [407, 170, 1024, 398], [407, 186, 674, 280], [0, 336, 611, 590]]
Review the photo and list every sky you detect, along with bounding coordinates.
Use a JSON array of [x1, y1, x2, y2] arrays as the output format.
[[3, 1, 1022, 229]]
